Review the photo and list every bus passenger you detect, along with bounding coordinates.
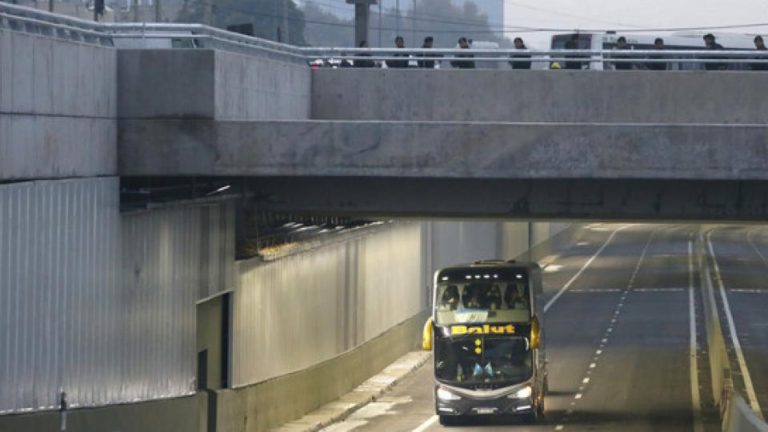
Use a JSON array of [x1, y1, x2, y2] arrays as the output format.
[[753, 36, 768, 71], [440, 285, 460, 310], [505, 284, 528, 310], [510, 37, 531, 70], [484, 284, 503, 310]]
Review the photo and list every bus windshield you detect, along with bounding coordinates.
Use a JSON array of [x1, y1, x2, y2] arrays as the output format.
[[435, 336, 532, 385], [435, 280, 530, 325]]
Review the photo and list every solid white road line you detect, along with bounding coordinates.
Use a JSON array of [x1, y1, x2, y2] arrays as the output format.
[[544, 225, 631, 313], [688, 239, 704, 432], [410, 415, 438, 432], [707, 233, 764, 420]]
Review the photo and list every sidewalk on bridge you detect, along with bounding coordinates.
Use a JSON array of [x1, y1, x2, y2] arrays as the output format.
[[272, 351, 432, 432]]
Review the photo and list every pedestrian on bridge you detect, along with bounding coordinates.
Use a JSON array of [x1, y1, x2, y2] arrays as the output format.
[[752, 35, 768, 71], [354, 40, 375, 68], [703, 33, 727, 71], [387, 35, 410, 69], [510, 37, 531, 70], [417, 36, 437, 69], [612, 36, 633, 70], [451, 37, 475, 69], [646, 38, 668, 71]]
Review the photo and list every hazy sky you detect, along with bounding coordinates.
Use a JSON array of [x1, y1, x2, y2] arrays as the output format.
[[503, 0, 768, 48], [303, 0, 768, 47]]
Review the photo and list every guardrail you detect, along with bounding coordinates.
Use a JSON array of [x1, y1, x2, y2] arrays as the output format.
[[4, 1, 768, 69], [698, 231, 768, 432]]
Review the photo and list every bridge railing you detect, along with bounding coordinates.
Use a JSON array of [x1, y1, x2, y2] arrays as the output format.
[[4, 1, 768, 69]]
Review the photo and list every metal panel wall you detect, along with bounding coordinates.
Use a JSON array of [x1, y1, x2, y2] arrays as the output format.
[[0, 178, 120, 414], [233, 222, 426, 387], [121, 202, 236, 400], [0, 179, 236, 415]]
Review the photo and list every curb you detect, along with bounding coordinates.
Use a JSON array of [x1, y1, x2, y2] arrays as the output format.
[[273, 351, 432, 432]]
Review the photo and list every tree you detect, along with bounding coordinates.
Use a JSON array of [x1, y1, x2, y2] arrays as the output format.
[[176, 0, 306, 45]]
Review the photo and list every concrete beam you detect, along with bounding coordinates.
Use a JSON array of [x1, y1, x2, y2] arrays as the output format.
[[119, 120, 768, 180], [311, 69, 768, 123]]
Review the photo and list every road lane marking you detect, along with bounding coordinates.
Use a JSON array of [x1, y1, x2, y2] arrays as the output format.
[[707, 233, 764, 420], [688, 239, 704, 432], [410, 415, 437, 432], [582, 377, 590, 384], [748, 230, 768, 264], [544, 225, 631, 313], [555, 426, 564, 431], [633, 288, 685, 293], [574, 393, 583, 399], [729, 289, 768, 294], [568, 289, 622, 293]]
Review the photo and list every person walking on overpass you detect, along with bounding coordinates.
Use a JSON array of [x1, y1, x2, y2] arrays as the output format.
[[752, 35, 768, 71], [646, 38, 668, 71], [353, 40, 375, 68], [564, 34, 584, 70], [612, 36, 633, 70], [417, 36, 437, 69], [451, 37, 475, 69], [387, 35, 409, 69], [510, 37, 531, 70], [703, 33, 727, 71]]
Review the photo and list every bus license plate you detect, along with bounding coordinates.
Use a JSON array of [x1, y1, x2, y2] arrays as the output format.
[[474, 407, 497, 415]]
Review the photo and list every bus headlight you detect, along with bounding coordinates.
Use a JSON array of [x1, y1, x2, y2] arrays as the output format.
[[510, 385, 532, 399], [437, 387, 462, 401]]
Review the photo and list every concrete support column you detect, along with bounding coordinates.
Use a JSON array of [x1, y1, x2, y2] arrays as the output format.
[[347, 0, 377, 45]]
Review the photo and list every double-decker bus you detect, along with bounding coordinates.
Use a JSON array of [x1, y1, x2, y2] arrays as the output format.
[[422, 260, 546, 426]]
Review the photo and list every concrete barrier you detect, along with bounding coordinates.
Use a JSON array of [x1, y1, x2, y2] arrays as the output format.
[[0, 393, 207, 432], [214, 311, 428, 432], [724, 396, 768, 432], [698, 232, 768, 432]]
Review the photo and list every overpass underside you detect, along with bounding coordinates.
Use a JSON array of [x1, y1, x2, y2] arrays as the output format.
[[124, 176, 768, 221]]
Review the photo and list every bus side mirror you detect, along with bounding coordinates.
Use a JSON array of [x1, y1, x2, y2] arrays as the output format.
[[422, 317, 434, 351], [530, 315, 541, 350]]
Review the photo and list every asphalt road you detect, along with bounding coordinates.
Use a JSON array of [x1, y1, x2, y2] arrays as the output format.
[[320, 224, 764, 432]]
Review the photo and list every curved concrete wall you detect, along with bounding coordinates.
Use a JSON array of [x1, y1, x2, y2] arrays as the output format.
[[311, 69, 768, 123]]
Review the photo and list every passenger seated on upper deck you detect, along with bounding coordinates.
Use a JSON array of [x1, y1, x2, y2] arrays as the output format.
[[505, 284, 528, 310], [484, 284, 503, 310], [464, 285, 482, 309], [439, 285, 460, 310]]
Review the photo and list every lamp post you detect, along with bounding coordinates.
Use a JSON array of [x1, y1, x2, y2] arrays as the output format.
[[346, 0, 377, 46]]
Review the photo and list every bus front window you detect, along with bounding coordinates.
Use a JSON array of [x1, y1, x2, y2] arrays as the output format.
[[436, 281, 530, 325], [435, 337, 533, 386]]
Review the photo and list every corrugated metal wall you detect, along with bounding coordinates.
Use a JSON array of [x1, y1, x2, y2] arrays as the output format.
[[0, 179, 236, 414], [0, 178, 120, 414], [233, 223, 426, 387], [121, 202, 236, 400]]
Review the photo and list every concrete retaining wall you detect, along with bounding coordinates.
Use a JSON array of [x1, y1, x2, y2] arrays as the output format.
[[0, 394, 207, 432], [216, 311, 428, 432], [311, 69, 768, 123], [0, 29, 116, 180]]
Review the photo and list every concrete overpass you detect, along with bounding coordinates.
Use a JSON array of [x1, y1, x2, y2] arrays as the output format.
[[117, 57, 768, 220]]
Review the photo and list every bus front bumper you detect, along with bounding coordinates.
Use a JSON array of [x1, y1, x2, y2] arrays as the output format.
[[435, 385, 534, 416]]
